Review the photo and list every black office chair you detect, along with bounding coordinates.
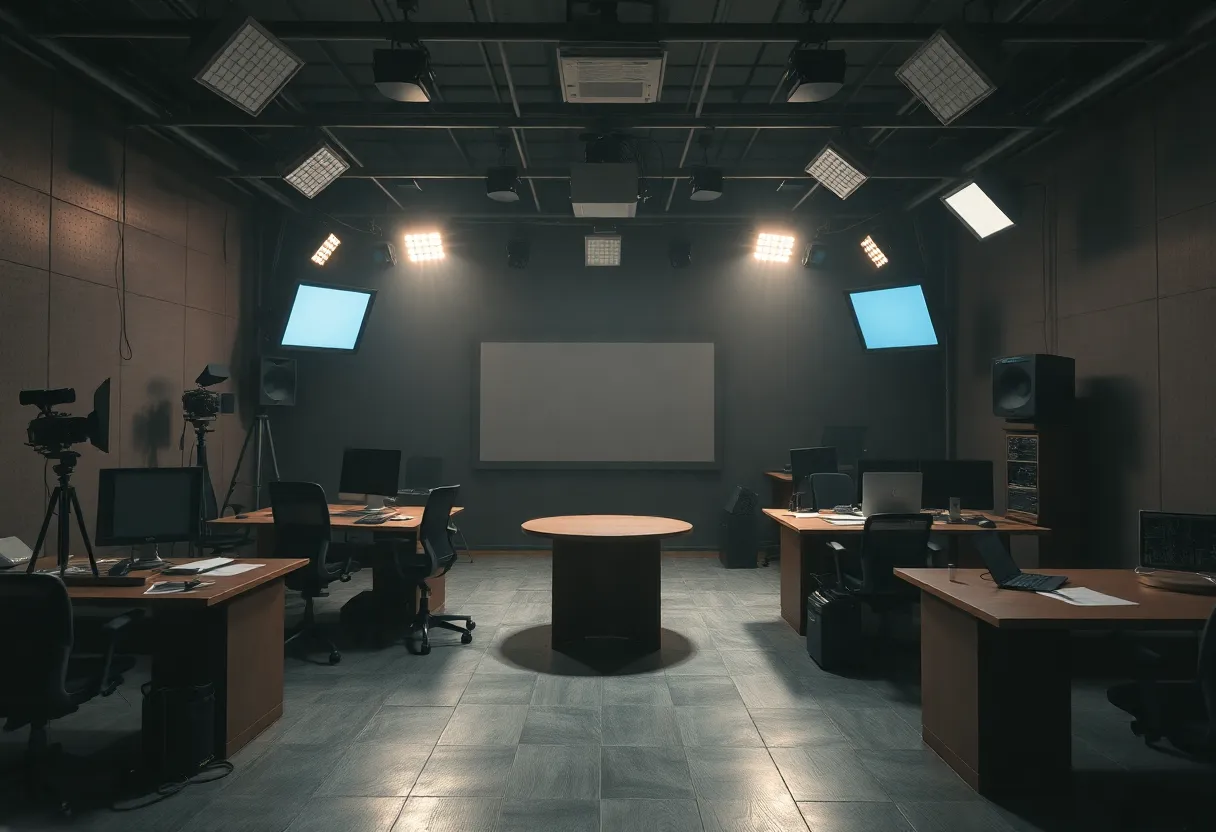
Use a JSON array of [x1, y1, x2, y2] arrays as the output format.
[[399, 456, 472, 560], [810, 472, 855, 511], [0, 574, 140, 812], [270, 481, 353, 665], [1107, 606, 1216, 756], [379, 484, 475, 656], [829, 514, 939, 638]]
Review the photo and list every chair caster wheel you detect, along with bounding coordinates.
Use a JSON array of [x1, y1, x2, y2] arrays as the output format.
[[467, 621, 476, 631], [420, 641, 431, 655], [328, 651, 341, 665], [461, 633, 473, 645]]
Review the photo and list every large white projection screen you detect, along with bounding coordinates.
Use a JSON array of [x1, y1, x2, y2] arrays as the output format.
[[479, 342, 717, 466]]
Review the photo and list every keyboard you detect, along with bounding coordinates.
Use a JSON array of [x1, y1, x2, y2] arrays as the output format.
[[354, 513, 395, 525], [1004, 573, 1058, 590], [833, 505, 861, 515]]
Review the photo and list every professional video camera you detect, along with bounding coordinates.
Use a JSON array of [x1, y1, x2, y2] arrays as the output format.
[[182, 363, 235, 425], [21, 379, 111, 457]]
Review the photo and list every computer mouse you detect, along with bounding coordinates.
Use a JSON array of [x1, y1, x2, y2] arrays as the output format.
[[977, 518, 997, 529], [107, 560, 132, 577]]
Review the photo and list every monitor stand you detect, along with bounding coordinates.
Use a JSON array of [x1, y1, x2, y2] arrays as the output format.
[[337, 493, 393, 512], [130, 543, 168, 569]]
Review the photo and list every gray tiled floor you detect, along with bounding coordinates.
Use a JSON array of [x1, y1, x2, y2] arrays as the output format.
[[3, 554, 1214, 831]]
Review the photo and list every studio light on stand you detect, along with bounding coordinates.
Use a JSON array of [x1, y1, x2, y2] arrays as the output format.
[[20, 379, 111, 577]]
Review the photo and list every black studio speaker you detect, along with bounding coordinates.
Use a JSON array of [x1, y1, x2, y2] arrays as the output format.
[[258, 357, 297, 407], [992, 354, 1074, 422], [720, 486, 759, 569]]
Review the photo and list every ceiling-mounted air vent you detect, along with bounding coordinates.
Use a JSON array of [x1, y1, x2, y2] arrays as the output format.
[[557, 45, 667, 104]]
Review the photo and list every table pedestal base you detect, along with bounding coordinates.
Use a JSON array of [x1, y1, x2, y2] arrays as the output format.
[[552, 537, 661, 656]]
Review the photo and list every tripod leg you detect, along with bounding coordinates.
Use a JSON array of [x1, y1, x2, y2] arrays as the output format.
[[264, 418, 281, 481], [254, 417, 265, 510], [221, 418, 256, 515], [57, 486, 71, 576], [69, 488, 98, 577], [26, 488, 61, 574]]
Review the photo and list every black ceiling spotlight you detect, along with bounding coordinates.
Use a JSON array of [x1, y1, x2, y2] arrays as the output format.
[[669, 240, 692, 269], [689, 130, 722, 202], [507, 238, 531, 270], [801, 234, 829, 269], [786, 46, 848, 103], [373, 47, 436, 103], [487, 134, 520, 203], [371, 242, 398, 269]]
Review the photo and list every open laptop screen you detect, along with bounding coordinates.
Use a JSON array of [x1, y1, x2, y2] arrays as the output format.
[[1139, 511, 1216, 573], [975, 533, 1021, 585]]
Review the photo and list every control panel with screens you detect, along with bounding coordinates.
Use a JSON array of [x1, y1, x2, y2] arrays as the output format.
[[1139, 511, 1216, 573]]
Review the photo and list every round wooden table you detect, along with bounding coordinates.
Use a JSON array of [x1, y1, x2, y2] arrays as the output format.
[[522, 515, 693, 655]]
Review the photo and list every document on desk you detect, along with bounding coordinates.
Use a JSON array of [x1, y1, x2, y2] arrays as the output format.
[[1037, 587, 1138, 606], [825, 518, 867, 525], [145, 581, 215, 595], [788, 512, 863, 521], [206, 563, 265, 577]]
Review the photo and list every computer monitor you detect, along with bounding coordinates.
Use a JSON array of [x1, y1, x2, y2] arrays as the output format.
[[96, 467, 203, 552], [789, 446, 837, 492], [920, 460, 995, 511], [1139, 511, 1216, 573], [854, 459, 918, 502], [339, 448, 402, 507], [279, 281, 377, 353], [845, 284, 939, 351]]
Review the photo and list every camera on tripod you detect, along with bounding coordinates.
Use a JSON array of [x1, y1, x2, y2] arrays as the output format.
[[22, 379, 111, 457], [183, 364, 235, 426]]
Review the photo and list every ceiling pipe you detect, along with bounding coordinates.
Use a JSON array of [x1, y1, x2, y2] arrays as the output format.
[[905, 3, 1216, 209], [0, 7, 298, 210], [43, 21, 1169, 45]]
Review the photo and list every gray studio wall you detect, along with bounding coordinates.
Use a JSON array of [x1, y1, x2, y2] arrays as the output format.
[[270, 223, 947, 548], [0, 44, 255, 555], [953, 49, 1216, 567]]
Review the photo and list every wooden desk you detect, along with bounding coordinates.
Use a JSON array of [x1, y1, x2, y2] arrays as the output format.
[[764, 471, 794, 509], [522, 515, 692, 656], [210, 505, 465, 619], [895, 568, 1216, 796], [763, 509, 1049, 636], [68, 558, 307, 758]]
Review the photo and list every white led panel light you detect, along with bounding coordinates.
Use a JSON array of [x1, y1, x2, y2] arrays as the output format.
[[805, 145, 868, 200], [585, 234, 622, 266], [404, 232, 445, 262], [284, 144, 349, 199], [861, 235, 889, 268], [896, 29, 995, 125], [195, 17, 303, 116], [942, 181, 1015, 239], [310, 233, 341, 266], [754, 233, 795, 263]]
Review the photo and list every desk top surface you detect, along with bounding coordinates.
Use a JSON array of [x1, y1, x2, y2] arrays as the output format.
[[522, 515, 693, 539], [765, 470, 794, 482], [895, 568, 1216, 629], [763, 508, 1048, 536], [210, 505, 463, 531], [63, 558, 308, 607]]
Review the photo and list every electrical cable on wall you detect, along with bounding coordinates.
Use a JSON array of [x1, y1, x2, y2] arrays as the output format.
[[115, 130, 133, 361]]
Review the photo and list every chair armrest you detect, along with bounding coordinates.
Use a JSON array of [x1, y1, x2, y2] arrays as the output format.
[[99, 610, 144, 697], [927, 541, 942, 553], [827, 541, 846, 589]]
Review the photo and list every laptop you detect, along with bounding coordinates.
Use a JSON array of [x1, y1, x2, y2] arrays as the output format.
[[975, 533, 1067, 592], [860, 472, 923, 517]]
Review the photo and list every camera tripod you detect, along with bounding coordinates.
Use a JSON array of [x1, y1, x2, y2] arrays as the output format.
[[221, 411, 280, 513], [26, 451, 98, 577]]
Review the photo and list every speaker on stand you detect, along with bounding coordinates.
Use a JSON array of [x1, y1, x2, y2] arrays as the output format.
[[992, 354, 1077, 567], [222, 358, 296, 512], [719, 486, 760, 569]]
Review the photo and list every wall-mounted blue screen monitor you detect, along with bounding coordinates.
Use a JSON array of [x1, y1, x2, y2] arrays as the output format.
[[845, 284, 938, 351], [279, 281, 377, 353]]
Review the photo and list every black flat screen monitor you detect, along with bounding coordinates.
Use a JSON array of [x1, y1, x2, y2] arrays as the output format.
[[789, 446, 838, 491], [339, 448, 402, 498], [279, 281, 377, 353], [854, 459, 918, 502], [1139, 511, 1216, 573], [96, 467, 202, 546], [920, 460, 995, 511]]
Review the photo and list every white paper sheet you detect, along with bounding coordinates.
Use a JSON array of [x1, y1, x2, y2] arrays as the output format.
[[144, 581, 214, 595], [206, 563, 265, 577], [789, 512, 862, 520], [1036, 587, 1138, 606], [825, 518, 868, 525]]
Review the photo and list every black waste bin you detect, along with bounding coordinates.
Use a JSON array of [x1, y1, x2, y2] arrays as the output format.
[[806, 588, 860, 672]]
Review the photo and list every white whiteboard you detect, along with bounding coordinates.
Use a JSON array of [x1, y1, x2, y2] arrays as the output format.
[[478, 342, 716, 465]]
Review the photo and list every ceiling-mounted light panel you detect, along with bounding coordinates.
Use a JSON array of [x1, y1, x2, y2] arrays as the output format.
[[805, 144, 868, 200], [754, 233, 796, 263], [310, 233, 341, 266], [404, 232, 445, 262], [284, 143, 349, 199], [860, 235, 889, 268], [896, 28, 996, 125], [941, 180, 1015, 239], [585, 234, 622, 266], [194, 16, 303, 116]]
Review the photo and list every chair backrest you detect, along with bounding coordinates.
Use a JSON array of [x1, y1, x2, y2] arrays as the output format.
[[0, 574, 74, 718], [810, 473, 854, 510], [855, 513, 934, 595], [404, 456, 444, 491], [790, 447, 837, 494], [1197, 604, 1216, 729], [419, 485, 460, 574], [269, 481, 332, 592]]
